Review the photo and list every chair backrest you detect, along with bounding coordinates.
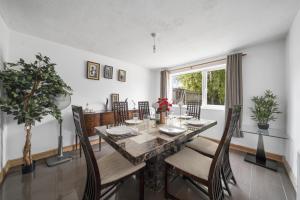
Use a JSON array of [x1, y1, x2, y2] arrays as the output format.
[[186, 101, 201, 119], [224, 105, 242, 153], [112, 101, 129, 125], [72, 105, 101, 200], [207, 106, 240, 200], [222, 105, 242, 183], [138, 101, 150, 120]]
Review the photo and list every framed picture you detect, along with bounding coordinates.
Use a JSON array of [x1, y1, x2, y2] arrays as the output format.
[[87, 61, 100, 80], [104, 65, 113, 79], [118, 69, 126, 82], [111, 93, 119, 108]]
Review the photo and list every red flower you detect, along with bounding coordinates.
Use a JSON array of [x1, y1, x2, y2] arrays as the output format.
[[156, 97, 172, 113]]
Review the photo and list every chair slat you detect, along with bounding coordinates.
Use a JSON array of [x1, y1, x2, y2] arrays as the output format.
[[138, 101, 150, 120], [187, 101, 201, 119]]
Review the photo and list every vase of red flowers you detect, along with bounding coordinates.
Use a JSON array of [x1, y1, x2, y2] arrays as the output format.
[[155, 98, 172, 124]]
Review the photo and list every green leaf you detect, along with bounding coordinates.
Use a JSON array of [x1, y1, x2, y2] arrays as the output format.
[[0, 53, 73, 125]]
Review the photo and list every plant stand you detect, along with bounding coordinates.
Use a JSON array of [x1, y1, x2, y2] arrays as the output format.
[[242, 126, 287, 172], [244, 134, 278, 171]]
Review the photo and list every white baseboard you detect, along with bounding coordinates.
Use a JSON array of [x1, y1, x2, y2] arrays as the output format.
[[283, 156, 297, 191], [297, 151, 300, 200]]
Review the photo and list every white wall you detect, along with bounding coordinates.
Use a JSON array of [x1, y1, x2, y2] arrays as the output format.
[[233, 38, 286, 155], [5, 30, 159, 160], [0, 14, 9, 171], [286, 8, 300, 190], [172, 38, 287, 155]]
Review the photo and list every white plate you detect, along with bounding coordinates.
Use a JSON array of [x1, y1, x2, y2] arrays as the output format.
[[106, 126, 133, 135], [177, 115, 193, 120], [125, 119, 143, 125], [159, 125, 187, 136], [187, 120, 204, 126]]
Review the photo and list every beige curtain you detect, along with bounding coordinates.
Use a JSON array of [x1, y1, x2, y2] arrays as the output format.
[[160, 70, 169, 98], [226, 53, 243, 137]]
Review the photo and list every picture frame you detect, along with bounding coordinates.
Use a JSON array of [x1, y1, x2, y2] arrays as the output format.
[[118, 69, 126, 82], [104, 65, 113, 79], [87, 61, 100, 80], [111, 93, 119, 109]]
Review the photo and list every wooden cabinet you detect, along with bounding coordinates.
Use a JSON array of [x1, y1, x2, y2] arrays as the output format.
[[83, 110, 138, 136], [83, 113, 100, 136], [99, 112, 114, 125]]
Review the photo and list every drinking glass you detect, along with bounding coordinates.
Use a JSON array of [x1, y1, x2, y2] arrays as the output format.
[[133, 112, 139, 121], [143, 114, 150, 130]]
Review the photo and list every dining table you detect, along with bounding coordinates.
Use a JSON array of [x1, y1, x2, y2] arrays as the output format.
[[95, 116, 217, 191]]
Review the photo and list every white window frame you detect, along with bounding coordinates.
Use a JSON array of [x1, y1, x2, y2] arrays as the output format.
[[169, 64, 226, 110]]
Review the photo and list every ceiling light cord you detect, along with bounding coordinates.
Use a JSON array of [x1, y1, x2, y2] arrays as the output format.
[[151, 33, 156, 53]]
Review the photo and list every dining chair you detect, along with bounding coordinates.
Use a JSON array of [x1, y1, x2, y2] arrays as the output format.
[[186, 101, 201, 119], [138, 101, 150, 120], [72, 105, 145, 200], [74, 115, 101, 157], [112, 101, 129, 125], [185, 105, 242, 195], [165, 107, 240, 200]]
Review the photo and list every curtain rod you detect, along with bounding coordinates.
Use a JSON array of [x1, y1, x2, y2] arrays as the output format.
[[169, 53, 247, 72]]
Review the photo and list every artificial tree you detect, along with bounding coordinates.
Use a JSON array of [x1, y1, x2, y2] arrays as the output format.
[[0, 53, 72, 173], [250, 90, 281, 129]]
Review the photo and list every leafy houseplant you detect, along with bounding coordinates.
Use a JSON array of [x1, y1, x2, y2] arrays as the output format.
[[250, 90, 281, 130], [0, 53, 72, 173]]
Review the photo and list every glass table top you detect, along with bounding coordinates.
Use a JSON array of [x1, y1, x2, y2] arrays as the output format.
[[241, 125, 287, 139], [96, 118, 217, 165]]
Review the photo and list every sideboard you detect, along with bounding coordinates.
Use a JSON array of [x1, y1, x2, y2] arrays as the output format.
[[83, 109, 138, 136]]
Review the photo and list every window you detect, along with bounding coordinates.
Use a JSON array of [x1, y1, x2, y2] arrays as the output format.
[[170, 64, 226, 108]]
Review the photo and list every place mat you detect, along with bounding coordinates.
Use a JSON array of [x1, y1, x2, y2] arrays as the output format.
[[186, 119, 205, 127], [125, 119, 143, 125], [130, 134, 157, 144], [159, 125, 187, 136], [177, 115, 193, 120], [106, 126, 139, 141]]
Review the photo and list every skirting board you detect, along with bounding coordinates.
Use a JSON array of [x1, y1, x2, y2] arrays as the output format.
[[203, 136, 298, 192], [202, 136, 284, 162], [283, 156, 297, 191], [0, 138, 101, 185], [0, 137, 290, 186]]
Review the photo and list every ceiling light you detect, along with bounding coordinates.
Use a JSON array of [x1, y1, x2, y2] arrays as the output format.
[[151, 33, 156, 53]]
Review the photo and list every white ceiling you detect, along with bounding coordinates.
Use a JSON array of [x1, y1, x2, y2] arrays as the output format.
[[0, 0, 299, 68]]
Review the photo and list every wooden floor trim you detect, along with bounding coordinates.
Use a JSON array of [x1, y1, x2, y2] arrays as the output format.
[[200, 136, 284, 163], [0, 138, 101, 185], [0, 137, 285, 185], [282, 157, 297, 191]]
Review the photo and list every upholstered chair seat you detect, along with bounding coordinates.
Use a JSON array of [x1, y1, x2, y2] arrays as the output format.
[[72, 105, 145, 200], [98, 151, 145, 186], [164, 107, 241, 200], [186, 137, 218, 158], [165, 147, 212, 182]]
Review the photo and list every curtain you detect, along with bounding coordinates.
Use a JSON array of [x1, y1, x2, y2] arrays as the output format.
[[226, 53, 243, 137], [160, 70, 169, 98]]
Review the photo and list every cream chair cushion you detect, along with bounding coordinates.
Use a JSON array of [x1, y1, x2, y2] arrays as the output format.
[[186, 137, 218, 157], [98, 151, 145, 185], [165, 147, 212, 181]]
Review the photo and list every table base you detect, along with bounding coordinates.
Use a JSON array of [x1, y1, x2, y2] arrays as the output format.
[[144, 147, 178, 191], [244, 153, 278, 171]]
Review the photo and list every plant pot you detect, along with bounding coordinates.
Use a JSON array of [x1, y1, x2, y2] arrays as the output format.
[[22, 160, 36, 174], [160, 112, 166, 124], [258, 123, 269, 130]]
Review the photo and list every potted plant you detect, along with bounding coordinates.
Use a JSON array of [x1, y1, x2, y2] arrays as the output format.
[[0, 53, 72, 174], [155, 98, 172, 124], [250, 90, 281, 130]]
